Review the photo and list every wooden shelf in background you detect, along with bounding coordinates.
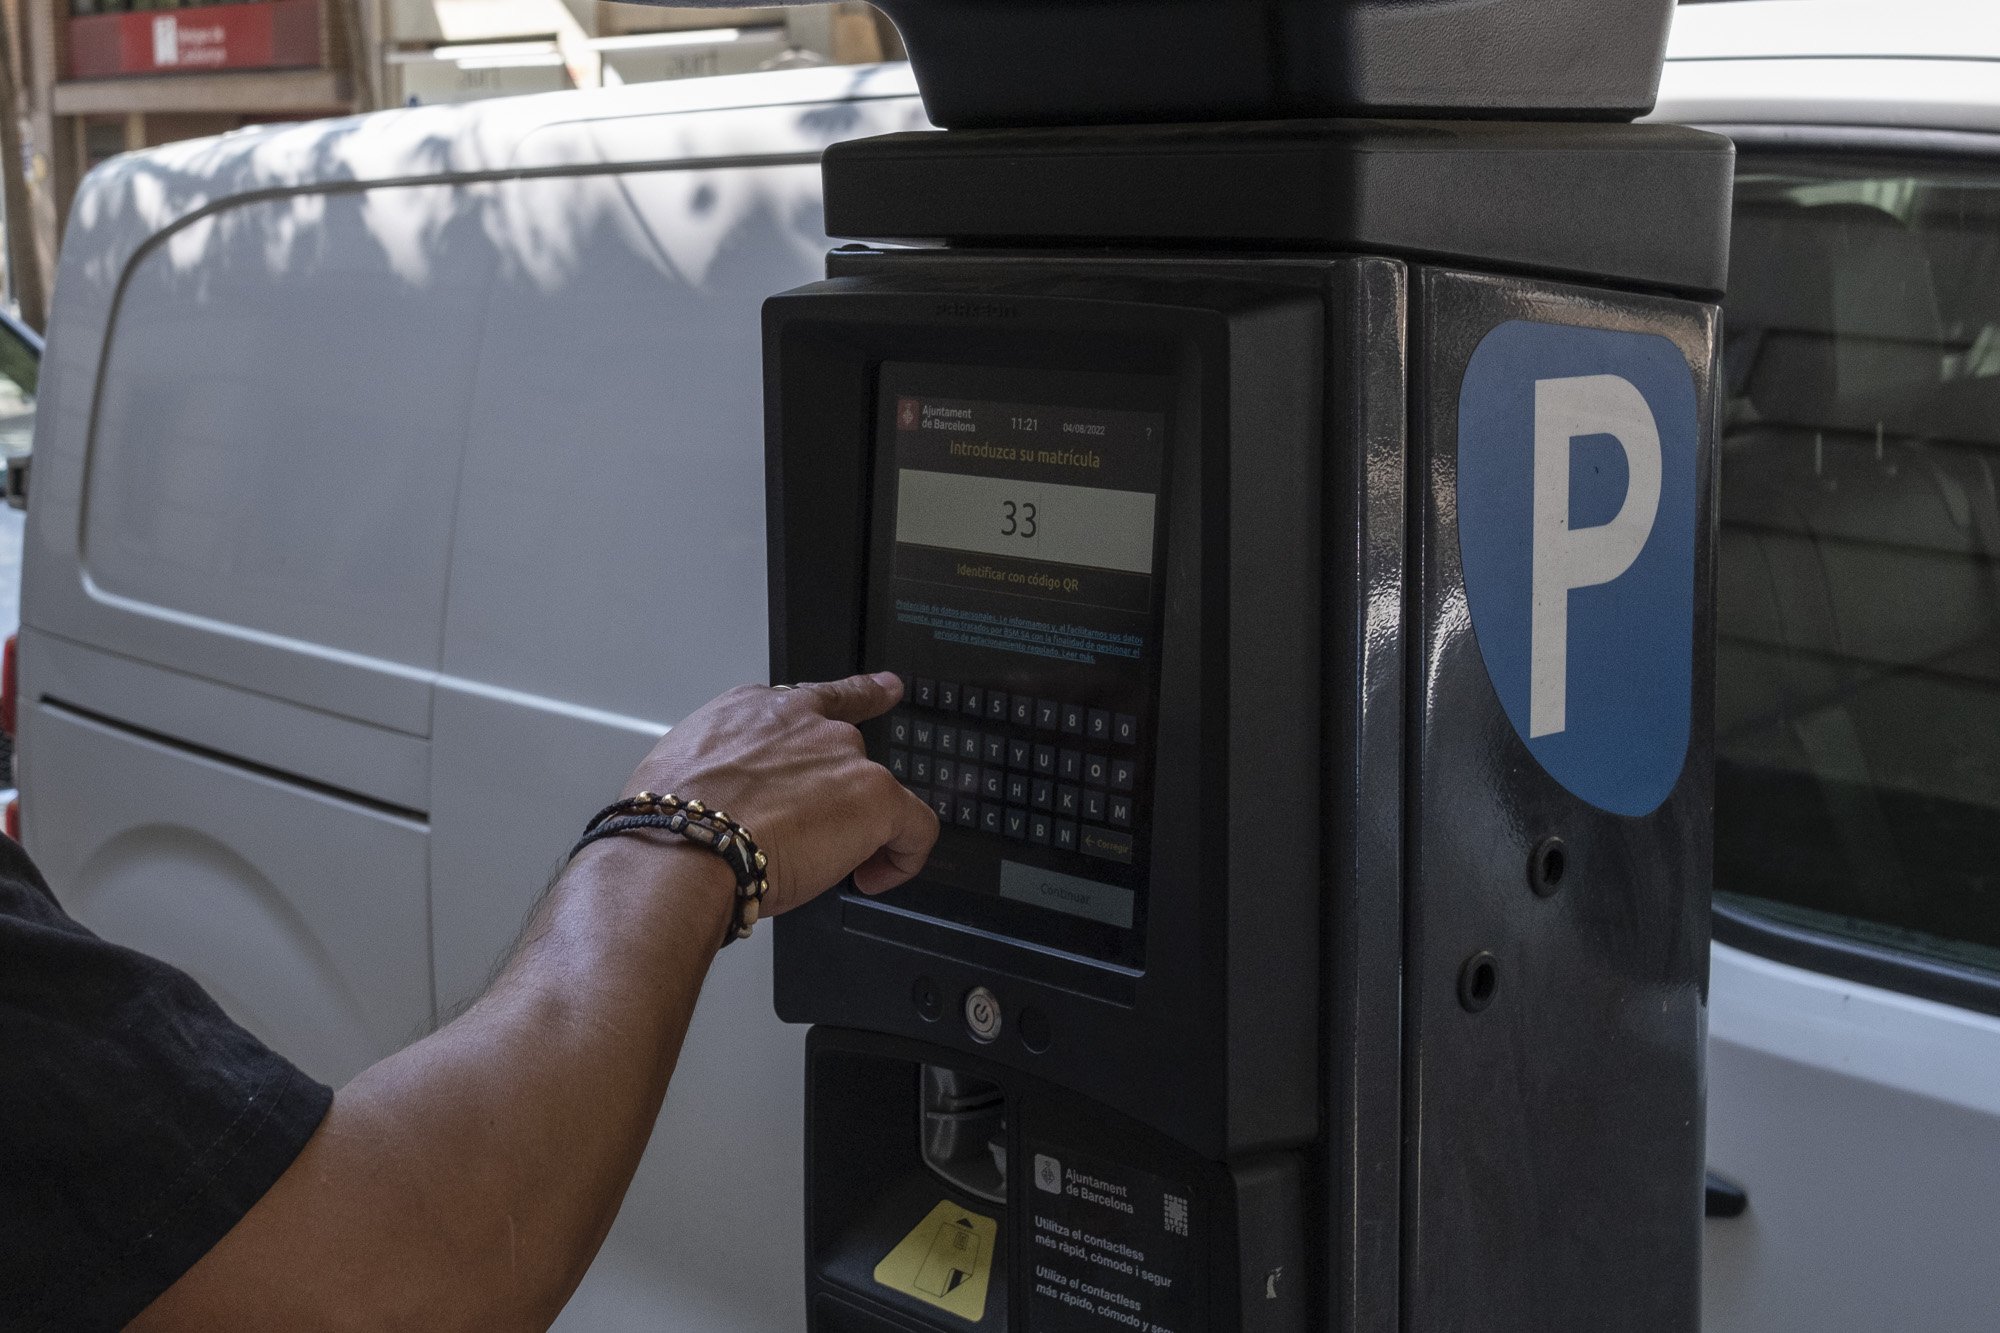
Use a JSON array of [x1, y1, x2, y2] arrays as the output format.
[[52, 67, 350, 116]]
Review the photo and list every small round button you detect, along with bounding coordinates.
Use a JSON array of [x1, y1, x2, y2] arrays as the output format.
[[912, 975, 944, 1022], [1018, 1005, 1051, 1054], [963, 986, 1002, 1043]]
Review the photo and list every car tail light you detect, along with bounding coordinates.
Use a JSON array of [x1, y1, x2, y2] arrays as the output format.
[[0, 633, 15, 738]]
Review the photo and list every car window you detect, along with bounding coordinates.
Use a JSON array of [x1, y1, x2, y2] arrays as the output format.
[[1719, 153, 2000, 976]]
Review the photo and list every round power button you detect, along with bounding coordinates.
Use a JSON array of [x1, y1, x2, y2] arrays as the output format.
[[963, 986, 1002, 1043]]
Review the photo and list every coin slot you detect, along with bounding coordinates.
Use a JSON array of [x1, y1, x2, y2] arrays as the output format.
[[918, 1065, 1008, 1205]]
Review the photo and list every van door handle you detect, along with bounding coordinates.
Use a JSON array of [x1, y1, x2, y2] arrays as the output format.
[[1705, 1171, 1748, 1218]]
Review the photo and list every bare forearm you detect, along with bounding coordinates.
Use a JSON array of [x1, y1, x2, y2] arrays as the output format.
[[348, 837, 732, 1312], [135, 674, 932, 1332], [135, 838, 734, 1332]]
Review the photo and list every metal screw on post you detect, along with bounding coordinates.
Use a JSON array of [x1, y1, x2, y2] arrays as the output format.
[[1528, 836, 1567, 898], [1458, 952, 1499, 1014]]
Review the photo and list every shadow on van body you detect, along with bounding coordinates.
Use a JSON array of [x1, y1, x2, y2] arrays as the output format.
[[22, 74, 931, 1333]]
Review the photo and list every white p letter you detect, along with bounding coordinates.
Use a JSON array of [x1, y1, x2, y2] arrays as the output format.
[[1530, 374, 1661, 738]]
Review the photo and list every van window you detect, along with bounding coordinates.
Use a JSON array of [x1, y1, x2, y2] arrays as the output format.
[[1719, 154, 2000, 976], [81, 186, 495, 671]]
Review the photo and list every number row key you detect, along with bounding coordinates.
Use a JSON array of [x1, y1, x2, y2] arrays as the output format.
[[906, 679, 1138, 744]]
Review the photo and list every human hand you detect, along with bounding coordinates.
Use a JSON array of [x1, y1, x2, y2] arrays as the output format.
[[619, 673, 938, 915]]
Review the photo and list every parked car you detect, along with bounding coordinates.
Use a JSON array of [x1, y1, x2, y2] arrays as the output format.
[[1656, 5, 2000, 1331], [0, 306, 41, 795], [0, 305, 39, 517], [8, 3, 1997, 1329]]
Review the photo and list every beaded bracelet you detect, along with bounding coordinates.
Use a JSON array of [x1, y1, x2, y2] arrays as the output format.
[[567, 792, 769, 946]]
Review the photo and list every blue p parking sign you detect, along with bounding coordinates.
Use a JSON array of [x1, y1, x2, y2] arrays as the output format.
[[1457, 320, 1699, 817]]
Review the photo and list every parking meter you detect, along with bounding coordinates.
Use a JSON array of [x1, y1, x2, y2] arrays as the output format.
[[749, 2, 1727, 1328]]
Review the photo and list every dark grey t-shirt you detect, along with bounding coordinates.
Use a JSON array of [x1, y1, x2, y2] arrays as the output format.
[[0, 837, 331, 1329]]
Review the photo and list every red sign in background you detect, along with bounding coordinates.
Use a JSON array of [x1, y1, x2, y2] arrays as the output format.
[[68, 0, 321, 80]]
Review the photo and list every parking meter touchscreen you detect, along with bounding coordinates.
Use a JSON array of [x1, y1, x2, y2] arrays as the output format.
[[864, 362, 1170, 966]]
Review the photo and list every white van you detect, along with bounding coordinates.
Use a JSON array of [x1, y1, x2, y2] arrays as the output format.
[[13, 4, 2000, 1330], [15, 63, 928, 1331]]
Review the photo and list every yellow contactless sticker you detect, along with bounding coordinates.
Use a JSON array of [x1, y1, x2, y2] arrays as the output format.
[[872, 1199, 998, 1323]]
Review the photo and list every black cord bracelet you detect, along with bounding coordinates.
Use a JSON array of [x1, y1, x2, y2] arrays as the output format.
[[567, 793, 769, 946]]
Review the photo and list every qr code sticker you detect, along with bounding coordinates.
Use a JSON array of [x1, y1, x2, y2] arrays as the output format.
[[1163, 1194, 1189, 1237]]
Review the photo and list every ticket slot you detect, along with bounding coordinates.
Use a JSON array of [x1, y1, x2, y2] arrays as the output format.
[[804, 1029, 1304, 1333]]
